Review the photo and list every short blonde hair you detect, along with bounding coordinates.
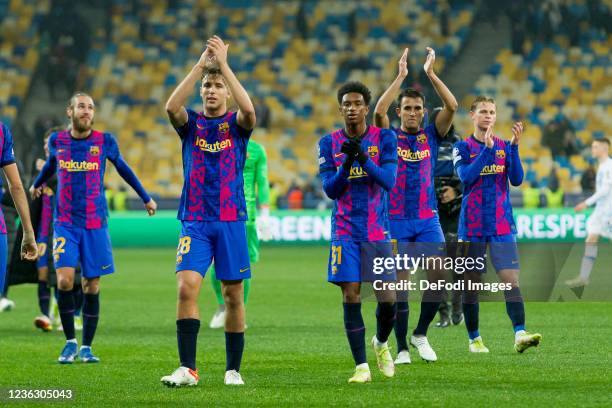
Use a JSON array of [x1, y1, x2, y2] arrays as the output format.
[[470, 96, 495, 112]]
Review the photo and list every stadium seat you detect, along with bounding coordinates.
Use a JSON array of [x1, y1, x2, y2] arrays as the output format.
[[64, 0, 480, 196]]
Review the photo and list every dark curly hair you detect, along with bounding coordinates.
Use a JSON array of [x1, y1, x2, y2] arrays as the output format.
[[337, 81, 371, 106]]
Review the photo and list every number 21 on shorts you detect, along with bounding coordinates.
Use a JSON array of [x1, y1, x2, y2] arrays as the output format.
[[331, 244, 342, 274]]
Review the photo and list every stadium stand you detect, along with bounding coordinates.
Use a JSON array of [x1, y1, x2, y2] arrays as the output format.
[[456, 28, 611, 195], [457, 1, 612, 198], [0, 0, 48, 127], [4, 0, 609, 206], [79, 0, 475, 198]]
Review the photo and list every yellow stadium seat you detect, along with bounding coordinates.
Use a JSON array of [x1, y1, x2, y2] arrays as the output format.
[[570, 155, 587, 171]]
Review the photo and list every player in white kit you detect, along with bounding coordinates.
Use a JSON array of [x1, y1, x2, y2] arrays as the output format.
[[566, 138, 612, 287]]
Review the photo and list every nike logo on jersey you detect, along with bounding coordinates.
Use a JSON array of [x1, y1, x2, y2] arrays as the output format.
[[334, 153, 344, 158], [240, 267, 249, 273], [102, 264, 112, 270]]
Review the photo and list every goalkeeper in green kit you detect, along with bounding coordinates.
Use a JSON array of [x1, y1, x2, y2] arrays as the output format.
[[209, 139, 272, 328]]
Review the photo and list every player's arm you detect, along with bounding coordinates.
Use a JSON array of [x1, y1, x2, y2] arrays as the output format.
[[207, 35, 256, 130], [374, 48, 409, 129], [254, 144, 273, 240], [507, 122, 524, 186], [106, 135, 156, 215], [0, 125, 36, 260], [453, 128, 495, 185], [424, 47, 458, 137], [165, 48, 212, 128], [31, 156, 56, 193], [319, 137, 349, 200], [578, 165, 612, 210], [255, 144, 271, 211], [360, 129, 398, 191], [0, 126, 36, 260], [4, 164, 37, 260], [31, 135, 57, 198]]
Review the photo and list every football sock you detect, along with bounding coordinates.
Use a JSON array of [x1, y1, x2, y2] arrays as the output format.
[[225, 331, 245, 372], [463, 290, 480, 340], [82, 293, 100, 347], [58, 289, 76, 341], [38, 280, 50, 317], [343, 303, 366, 365], [413, 290, 442, 336], [73, 284, 83, 317], [177, 319, 200, 370], [375, 302, 396, 343], [1, 276, 9, 297], [394, 301, 409, 352], [210, 266, 225, 306], [243, 278, 251, 305], [504, 287, 525, 333], [579, 243, 598, 280]]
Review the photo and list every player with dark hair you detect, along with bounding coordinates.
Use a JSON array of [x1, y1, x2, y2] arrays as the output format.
[[0, 121, 38, 311], [452, 96, 541, 353], [319, 80, 398, 383], [374, 48, 458, 363], [31, 92, 157, 363], [162, 35, 256, 387], [566, 137, 611, 287], [33, 127, 61, 332]]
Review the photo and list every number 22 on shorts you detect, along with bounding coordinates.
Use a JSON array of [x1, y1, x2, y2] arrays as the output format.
[[53, 237, 66, 263]]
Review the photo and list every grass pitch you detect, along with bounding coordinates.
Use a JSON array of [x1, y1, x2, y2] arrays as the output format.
[[0, 246, 610, 407]]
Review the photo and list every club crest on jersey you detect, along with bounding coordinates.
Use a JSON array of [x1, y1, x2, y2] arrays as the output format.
[[496, 150, 506, 159], [218, 122, 230, 134], [368, 145, 379, 157], [90, 146, 100, 156], [417, 134, 427, 144]]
